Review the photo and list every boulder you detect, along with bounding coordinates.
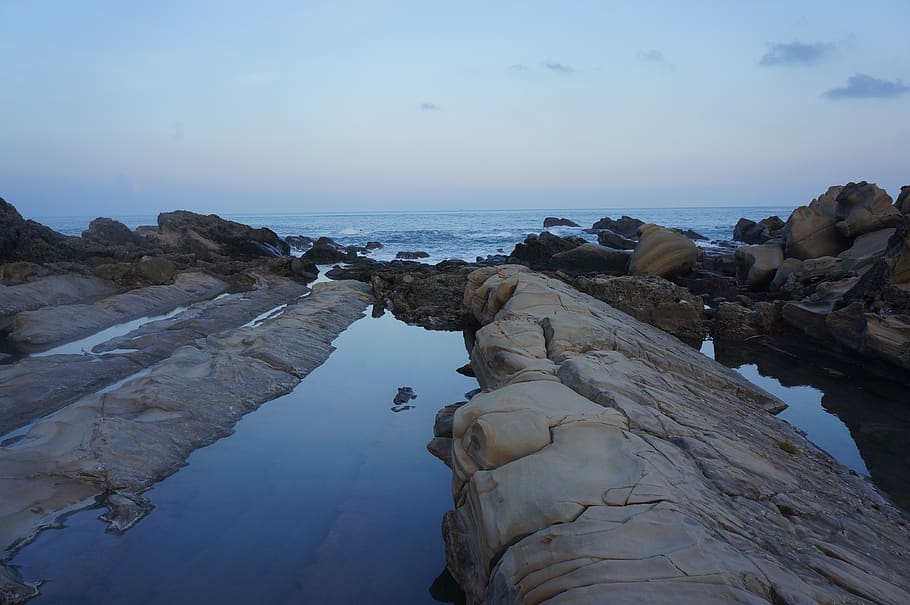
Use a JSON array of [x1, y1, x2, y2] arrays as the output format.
[[596, 229, 637, 249], [735, 243, 784, 290], [573, 274, 704, 345], [675, 228, 708, 241], [733, 216, 784, 244], [302, 237, 347, 264], [365, 241, 384, 250], [542, 217, 579, 228], [712, 301, 784, 340], [896, 186, 910, 214], [783, 186, 851, 260], [81, 217, 141, 246], [508, 232, 585, 269], [591, 215, 644, 237], [156, 210, 290, 259], [838, 228, 895, 273], [549, 243, 630, 274], [628, 224, 698, 278], [834, 181, 901, 238], [135, 256, 177, 285], [395, 250, 430, 260], [285, 235, 315, 249], [0, 197, 72, 263]]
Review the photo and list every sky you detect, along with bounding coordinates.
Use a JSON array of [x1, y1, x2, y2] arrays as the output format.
[[1, 1, 909, 217]]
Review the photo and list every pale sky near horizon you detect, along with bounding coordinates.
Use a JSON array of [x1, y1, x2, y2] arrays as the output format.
[[2, 1, 909, 218]]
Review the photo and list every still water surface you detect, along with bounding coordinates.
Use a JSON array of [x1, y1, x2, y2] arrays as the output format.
[[13, 313, 475, 605]]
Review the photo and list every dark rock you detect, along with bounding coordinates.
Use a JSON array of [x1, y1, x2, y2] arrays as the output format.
[[896, 186, 910, 214], [365, 241, 384, 250], [393, 386, 417, 404], [549, 244, 630, 275], [834, 181, 900, 238], [303, 237, 346, 264], [157, 210, 290, 259], [434, 402, 466, 438], [733, 216, 785, 244], [543, 217, 580, 228], [396, 250, 430, 260], [456, 363, 475, 377], [82, 217, 141, 246], [0, 262, 50, 284], [285, 235, 315, 249], [1, 197, 73, 263], [136, 256, 177, 285], [712, 301, 785, 340], [591, 215, 644, 237], [596, 229, 637, 250], [674, 228, 708, 241], [508, 232, 585, 269], [100, 492, 154, 534]]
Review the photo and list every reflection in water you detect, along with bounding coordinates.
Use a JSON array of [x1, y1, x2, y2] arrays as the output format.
[[11, 313, 474, 604], [705, 337, 910, 512]]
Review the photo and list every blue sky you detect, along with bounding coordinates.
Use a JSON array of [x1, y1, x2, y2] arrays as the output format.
[[2, 1, 908, 217]]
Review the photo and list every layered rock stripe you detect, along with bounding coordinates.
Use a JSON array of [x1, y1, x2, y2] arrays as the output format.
[[439, 266, 910, 605]]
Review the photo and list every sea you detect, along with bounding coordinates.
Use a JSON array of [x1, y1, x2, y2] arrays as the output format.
[[36, 206, 797, 264]]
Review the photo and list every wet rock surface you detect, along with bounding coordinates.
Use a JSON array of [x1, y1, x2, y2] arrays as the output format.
[[0, 280, 372, 572], [437, 266, 910, 605]]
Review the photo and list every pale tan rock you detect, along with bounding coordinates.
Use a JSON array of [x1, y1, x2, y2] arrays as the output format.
[[735, 243, 783, 290], [441, 266, 910, 605], [834, 181, 900, 239], [628, 224, 698, 277], [838, 227, 895, 273], [783, 186, 851, 260]]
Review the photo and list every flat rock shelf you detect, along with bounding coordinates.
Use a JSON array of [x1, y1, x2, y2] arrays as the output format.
[[437, 266, 910, 605]]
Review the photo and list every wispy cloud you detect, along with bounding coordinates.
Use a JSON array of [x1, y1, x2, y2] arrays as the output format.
[[823, 73, 910, 99], [760, 41, 832, 66], [543, 60, 575, 75], [508, 63, 529, 72], [420, 102, 441, 111], [635, 49, 674, 71]]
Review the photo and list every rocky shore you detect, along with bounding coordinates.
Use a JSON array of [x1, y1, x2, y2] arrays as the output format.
[[3, 182, 910, 604], [432, 265, 910, 604]]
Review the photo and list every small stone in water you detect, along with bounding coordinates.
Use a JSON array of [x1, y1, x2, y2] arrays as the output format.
[[394, 386, 416, 404]]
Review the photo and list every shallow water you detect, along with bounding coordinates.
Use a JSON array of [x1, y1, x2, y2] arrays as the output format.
[[704, 338, 910, 512], [11, 313, 476, 605]]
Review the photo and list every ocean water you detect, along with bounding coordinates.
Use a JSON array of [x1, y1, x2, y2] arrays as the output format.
[[38, 206, 796, 264]]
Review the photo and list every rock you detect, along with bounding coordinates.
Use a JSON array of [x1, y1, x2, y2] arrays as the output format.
[[81, 217, 141, 246], [135, 256, 177, 285], [549, 243, 630, 274], [896, 186, 910, 214], [365, 241, 383, 250], [0, 274, 118, 330], [543, 217, 579, 228], [289, 257, 319, 281], [839, 217, 910, 316], [395, 250, 430, 260], [596, 229, 637, 250], [0, 262, 50, 284], [442, 266, 910, 604], [156, 210, 290, 259], [591, 215, 644, 237], [834, 181, 901, 238], [573, 274, 705, 345], [733, 216, 784, 244], [508, 232, 585, 269], [674, 228, 708, 241], [285, 235, 315, 249], [9, 272, 229, 350], [0, 280, 374, 558], [712, 301, 784, 340], [838, 227, 895, 273], [1, 197, 73, 264], [783, 186, 851, 260], [393, 386, 417, 404], [302, 237, 347, 264], [735, 243, 784, 290], [434, 402, 466, 438], [628, 224, 698, 278]]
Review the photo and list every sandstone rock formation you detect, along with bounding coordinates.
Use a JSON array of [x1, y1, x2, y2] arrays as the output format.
[[571, 274, 704, 345], [628, 224, 698, 278], [735, 243, 784, 290], [834, 181, 901, 239], [437, 266, 910, 604]]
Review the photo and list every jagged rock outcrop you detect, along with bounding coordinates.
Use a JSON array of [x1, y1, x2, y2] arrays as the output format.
[[896, 186, 910, 214], [732, 215, 784, 244], [834, 181, 901, 239], [156, 210, 290, 259], [591, 215, 644, 237], [508, 232, 585, 270], [572, 274, 704, 345], [437, 266, 910, 604], [628, 224, 698, 278], [542, 217, 579, 228], [81, 217, 143, 247]]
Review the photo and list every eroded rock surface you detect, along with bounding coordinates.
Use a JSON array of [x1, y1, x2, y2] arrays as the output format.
[[0, 280, 372, 576], [439, 266, 910, 604]]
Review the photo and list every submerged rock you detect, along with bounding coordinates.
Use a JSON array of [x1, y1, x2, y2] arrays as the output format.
[[437, 266, 910, 604]]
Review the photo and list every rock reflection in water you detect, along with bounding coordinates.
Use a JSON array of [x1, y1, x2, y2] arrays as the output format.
[[709, 337, 910, 512]]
